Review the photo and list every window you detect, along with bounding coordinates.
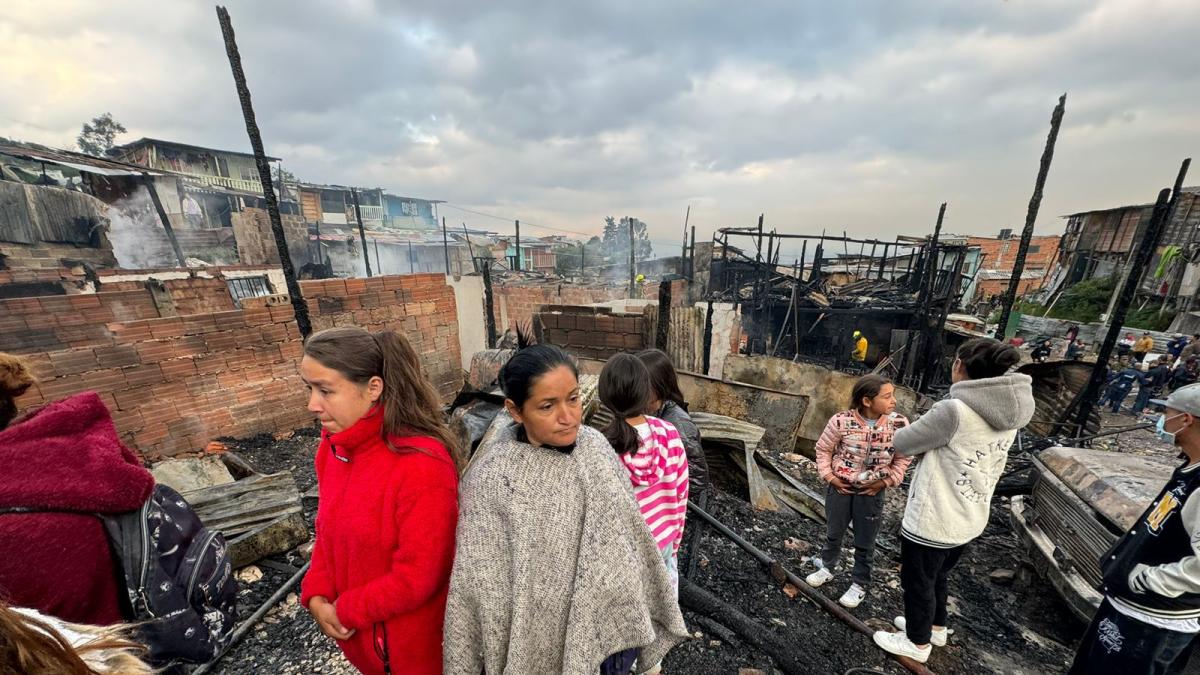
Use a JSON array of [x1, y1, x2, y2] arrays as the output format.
[[1028, 245, 1041, 253], [215, 156, 230, 178], [320, 191, 346, 213], [226, 276, 273, 302]]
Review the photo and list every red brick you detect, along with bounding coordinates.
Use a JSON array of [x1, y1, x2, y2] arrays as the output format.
[[159, 358, 198, 380], [122, 364, 165, 387], [135, 341, 175, 364], [148, 318, 186, 339], [47, 349, 99, 376]]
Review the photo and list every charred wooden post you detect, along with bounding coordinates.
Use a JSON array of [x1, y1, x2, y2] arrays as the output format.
[[514, 219, 521, 271], [462, 224, 478, 273], [1072, 187, 1174, 436], [481, 259, 498, 348], [688, 225, 696, 281], [628, 216, 636, 297], [679, 579, 809, 675], [216, 5, 311, 338], [702, 300, 715, 376], [141, 173, 186, 267], [442, 216, 451, 274], [755, 213, 764, 262], [994, 94, 1067, 340], [350, 188, 372, 277], [656, 278, 672, 351]]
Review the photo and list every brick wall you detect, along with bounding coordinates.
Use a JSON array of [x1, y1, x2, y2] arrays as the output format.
[[102, 277, 236, 316], [493, 281, 629, 332], [0, 291, 163, 354], [535, 305, 649, 360], [231, 208, 309, 267], [11, 273, 462, 459], [1, 240, 117, 270]]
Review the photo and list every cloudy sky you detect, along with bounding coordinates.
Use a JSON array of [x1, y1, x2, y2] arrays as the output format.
[[2, 1, 1197, 257]]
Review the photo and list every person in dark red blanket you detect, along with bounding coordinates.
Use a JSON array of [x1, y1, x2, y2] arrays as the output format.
[[0, 353, 156, 626], [299, 327, 460, 675]]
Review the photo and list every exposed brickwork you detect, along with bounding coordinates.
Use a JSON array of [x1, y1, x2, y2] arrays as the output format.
[[493, 282, 628, 331], [231, 208, 309, 267], [11, 273, 462, 459], [536, 305, 650, 360], [0, 240, 117, 270]]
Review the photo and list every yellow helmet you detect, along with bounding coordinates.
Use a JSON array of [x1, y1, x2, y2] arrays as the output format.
[[636, 274, 645, 283], [853, 330, 862, 337]]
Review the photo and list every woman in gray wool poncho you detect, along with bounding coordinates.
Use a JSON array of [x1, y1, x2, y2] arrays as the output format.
[[443, 345, 688, 675]]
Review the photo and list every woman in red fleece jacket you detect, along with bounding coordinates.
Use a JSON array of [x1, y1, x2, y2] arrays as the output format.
[[298, 327, 459, 675]]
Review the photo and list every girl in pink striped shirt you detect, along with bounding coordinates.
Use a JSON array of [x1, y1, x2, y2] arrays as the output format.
[[600, 353, 690, 594]]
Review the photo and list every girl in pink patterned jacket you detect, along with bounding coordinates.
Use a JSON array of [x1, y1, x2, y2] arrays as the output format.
[[805, 374, 911, 610], [599, 354, 689, 594]]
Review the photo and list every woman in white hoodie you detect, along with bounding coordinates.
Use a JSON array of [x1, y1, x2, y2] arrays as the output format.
[[873, 338, 1034, 664]]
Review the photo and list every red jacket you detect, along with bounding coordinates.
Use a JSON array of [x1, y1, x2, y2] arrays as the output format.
[[0, 392, 155, 624], [300, 408, 458, 675]]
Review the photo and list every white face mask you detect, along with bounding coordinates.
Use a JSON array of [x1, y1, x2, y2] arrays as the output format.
[[1157, 412, 1188, 445]]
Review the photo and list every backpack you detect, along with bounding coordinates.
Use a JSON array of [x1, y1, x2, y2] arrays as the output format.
[[0, 484, 237, 666], [103, 483, 238, 666]]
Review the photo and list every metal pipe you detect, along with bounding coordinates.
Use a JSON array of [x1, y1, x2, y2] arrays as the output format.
[[193, 561, 311, 675]]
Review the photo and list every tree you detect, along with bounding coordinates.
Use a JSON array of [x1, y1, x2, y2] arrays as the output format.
[[554, 235, 604, 276], [600, 216, 654, 264], [76, 113, 127, 156]]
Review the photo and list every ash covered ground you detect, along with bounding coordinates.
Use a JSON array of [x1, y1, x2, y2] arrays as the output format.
[[209, 417, 1132, 675]]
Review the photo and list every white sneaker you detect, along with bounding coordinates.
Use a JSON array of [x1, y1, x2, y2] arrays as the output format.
[[893, 616, 952, 647], [873, 630, 931, 663], [838, 583, 866, 608], [805, 566, 835, 588]]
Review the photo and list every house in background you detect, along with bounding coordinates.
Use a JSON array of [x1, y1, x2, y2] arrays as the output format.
[[383, 194, 441, 230], [964, 231, 1061, 304], [109, 137, 276, 194], [1047, 188, 1200, 306]]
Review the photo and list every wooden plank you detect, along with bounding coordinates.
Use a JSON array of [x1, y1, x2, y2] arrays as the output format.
[[182, 471, 303, 538], [227, 512, 309, 570]]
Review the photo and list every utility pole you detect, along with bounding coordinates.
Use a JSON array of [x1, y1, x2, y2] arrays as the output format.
[[408, 240, 414, 274], [689, 225, 696, 282], [216, 6, 311, 337], [514, 219, 521, 271], [993, 93, 1067, 340], [442, 216, 451, 275], [1071, 187, 1174, 436], [681, 205, 691, 277], [580, 240, 585, 277], [350, 188, 372, 277], [628, 216, 637, 297]]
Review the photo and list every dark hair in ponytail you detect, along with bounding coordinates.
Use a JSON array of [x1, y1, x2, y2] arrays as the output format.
[[303, 327, 460, 467], [0, 353, 34, 430], [599, 353, 651, 454], [956, 337, 1021, 380], [499, 344, 578, 409], [636, 348, 686, 409]]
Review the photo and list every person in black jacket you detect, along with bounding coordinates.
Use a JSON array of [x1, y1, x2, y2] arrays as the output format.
[[1031, 340, 1053, 363], [1133, 357, 1173, 417], [1070, 384, 1200, 674]]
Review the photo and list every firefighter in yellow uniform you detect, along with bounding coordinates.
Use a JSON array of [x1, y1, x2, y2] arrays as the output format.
[[851, 330, 868, 362]]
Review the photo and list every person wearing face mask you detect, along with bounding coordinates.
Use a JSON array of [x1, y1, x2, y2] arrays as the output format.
[[1069, 383, 1200, 674]]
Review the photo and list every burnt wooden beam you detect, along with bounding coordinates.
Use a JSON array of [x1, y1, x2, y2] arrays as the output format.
[[216, 6, 312, 338], [994, 94, 1067, 340], [350, 188, 372, 277]]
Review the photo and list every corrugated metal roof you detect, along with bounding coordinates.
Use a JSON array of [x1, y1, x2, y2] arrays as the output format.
[[0, 142, 168, 177]]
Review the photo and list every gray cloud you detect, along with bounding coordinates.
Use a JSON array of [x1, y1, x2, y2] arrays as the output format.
[[0, 0, 1197, 250]]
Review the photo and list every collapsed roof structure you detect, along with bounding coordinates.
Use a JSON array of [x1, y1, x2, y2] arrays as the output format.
[[709, 220, 972, 393]]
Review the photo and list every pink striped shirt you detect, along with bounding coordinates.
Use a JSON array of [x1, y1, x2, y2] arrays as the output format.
[[618, 416, 690, 554]]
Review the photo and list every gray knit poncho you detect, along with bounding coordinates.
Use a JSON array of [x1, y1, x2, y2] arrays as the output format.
[[443, 423, 689, 674]]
